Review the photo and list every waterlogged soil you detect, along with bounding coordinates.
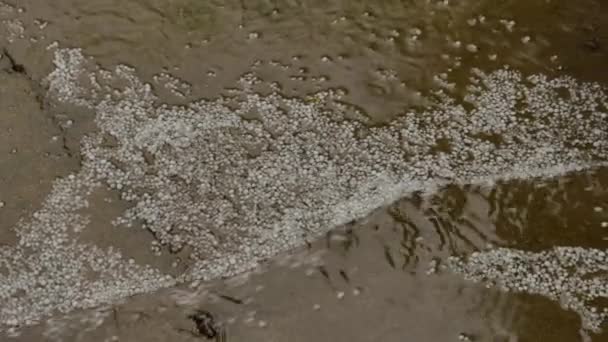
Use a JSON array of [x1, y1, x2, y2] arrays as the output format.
[[0, 0, 608, 341]]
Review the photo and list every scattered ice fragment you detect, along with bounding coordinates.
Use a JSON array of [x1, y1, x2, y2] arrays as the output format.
[[449, 247, 608, 332], [466, 44, 478, 52], [3, 46, 608, 329]]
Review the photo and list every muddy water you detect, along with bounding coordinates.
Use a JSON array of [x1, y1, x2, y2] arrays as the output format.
[[11, 168, 608, 342], [4, 0, 607, 120], [1, 0, 608, 341]]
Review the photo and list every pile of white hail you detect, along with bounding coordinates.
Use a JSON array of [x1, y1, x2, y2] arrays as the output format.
[[448, 247, 608, 332], [0, 47, 607, 331]]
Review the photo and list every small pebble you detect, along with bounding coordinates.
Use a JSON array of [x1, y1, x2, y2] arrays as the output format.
[[601, 221, 608, 228], [258, 320, 267, 328], [313, 304, 321, 310], [336, 291, 345, 299], [594, 206, 603, 212]]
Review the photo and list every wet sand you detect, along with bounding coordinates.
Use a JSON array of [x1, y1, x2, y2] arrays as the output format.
[[1, 0, 608, 341]]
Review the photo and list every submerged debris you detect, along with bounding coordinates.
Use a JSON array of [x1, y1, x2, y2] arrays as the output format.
[[188, 310, 219, 339], [217, 294, 244, 305]]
